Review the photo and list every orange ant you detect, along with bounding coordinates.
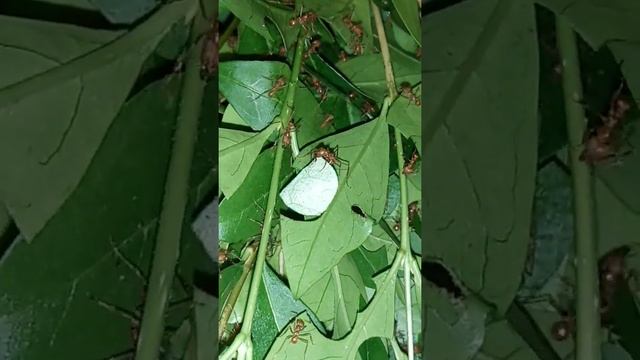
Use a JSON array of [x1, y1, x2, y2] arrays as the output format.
[[361, 100, 375, 117], [598, 246, 633, 324], [304, 39, 321, 59], [320, 114, 334, 129], [580, 81, 632, 165], [348, 91, 357, 102], [309, 76, 328, 101], [219, 248, 229, 264], [289, 11, 318, 31], [278, 46, 287, 57], [312, 146, 341, 166], [339, 51, 349, 62], [551, 315, 575, 341], [277, 318, 314, 351], [282, 121, 297, 148], [268, 76, 287, 97], [222, 322, 242, 345], [343, 14, 364, 55], [403, 152, 419, 175], [399, 82, 421, 106], [408, 201, 420, 223]]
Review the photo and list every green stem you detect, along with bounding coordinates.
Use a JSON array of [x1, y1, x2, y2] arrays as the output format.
[[218, 244, 257, 340], [555, 16, 600, 360], [219, 29, 306, 360], [372, 2, 414, 359], [0, 0, 197, 110], [372, 1, 397, 99], [133, 6, 210, 360]]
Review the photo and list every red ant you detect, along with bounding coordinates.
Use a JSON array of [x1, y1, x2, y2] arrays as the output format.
[[200, 19, 218, 79], [268, 76, 287, 97], [282, 121, 297, 148], [312, 146, 341, 166], [580, 82, 632, 165], [309, 76, 328, 101], [289, 11, 318, 31], [403, 152, 419, 175], [304, 39, 321, 59], [320, 114, 334, 129], [408, 201, 420, 224], [361, 100, 376, 117], [399, 82, 421, 106], [343, 14, 364, 55]]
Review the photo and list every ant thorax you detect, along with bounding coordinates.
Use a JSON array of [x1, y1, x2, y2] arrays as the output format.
[[312, 147, 339, 166]]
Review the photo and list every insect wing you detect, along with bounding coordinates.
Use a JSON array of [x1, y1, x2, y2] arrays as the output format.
[[279, 158, 339, 216]]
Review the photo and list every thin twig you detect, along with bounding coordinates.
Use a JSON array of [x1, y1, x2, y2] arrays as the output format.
[[555, 15, 600, 360]]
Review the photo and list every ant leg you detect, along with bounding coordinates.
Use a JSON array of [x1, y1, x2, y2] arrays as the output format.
[[108, 237, 146, 284], [90, 295, 140, 325]]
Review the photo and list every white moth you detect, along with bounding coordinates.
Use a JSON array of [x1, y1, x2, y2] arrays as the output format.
[[280, 157, 339, 216]]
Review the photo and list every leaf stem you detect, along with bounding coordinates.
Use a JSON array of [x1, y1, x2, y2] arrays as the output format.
[[0, 0, 197, 110], [219, 17, 240, 48], [372, 2, 414, 359], [372, 1, 397, 99], [133, 5, 210, 360], [555, 16, 600, 360], [219, 29, 306, 360], [218, 243, 258, 340]]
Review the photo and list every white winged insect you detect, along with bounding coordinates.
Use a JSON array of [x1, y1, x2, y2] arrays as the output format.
[[280, 147, 345, 216]]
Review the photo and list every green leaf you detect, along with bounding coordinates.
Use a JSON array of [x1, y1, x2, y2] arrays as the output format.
[[0, 3, 189, 241], [298, 255, 364, 337], [281, 115, 389, 298], [424, 0, 538, 313], [219, 123, 278, 198], [219, 149, 293, 245], [219, 61, 290, 131], [265, 260, 400, 359], [300, 0, 352, 18], [0, 77, 208, 359], [337, 46, 420, 103], [390, 0, 420, 46], [388, 84, 421, 146], [193, 288, 217, 360]]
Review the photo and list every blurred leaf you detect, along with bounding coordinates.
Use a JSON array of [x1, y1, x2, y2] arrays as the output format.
[[193, 288, 216, 360], [423, 0, 538, 313], [0, 77, 208, 359], [425, 282, 489, 360], [0, 3, 188, 241], [88, 0, 157, 24], [518, 161, 573, 298], [281, 116, 389, 298]]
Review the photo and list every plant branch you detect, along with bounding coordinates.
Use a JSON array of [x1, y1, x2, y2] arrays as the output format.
[[219, 29, 306, 360], [555, 16, 600, 360], [372, 1, 397, 99], [218, 243, 258, 340], [133, 4, 210, 360], [0, 0, 198, 110], [372, 1, 414, 359]]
